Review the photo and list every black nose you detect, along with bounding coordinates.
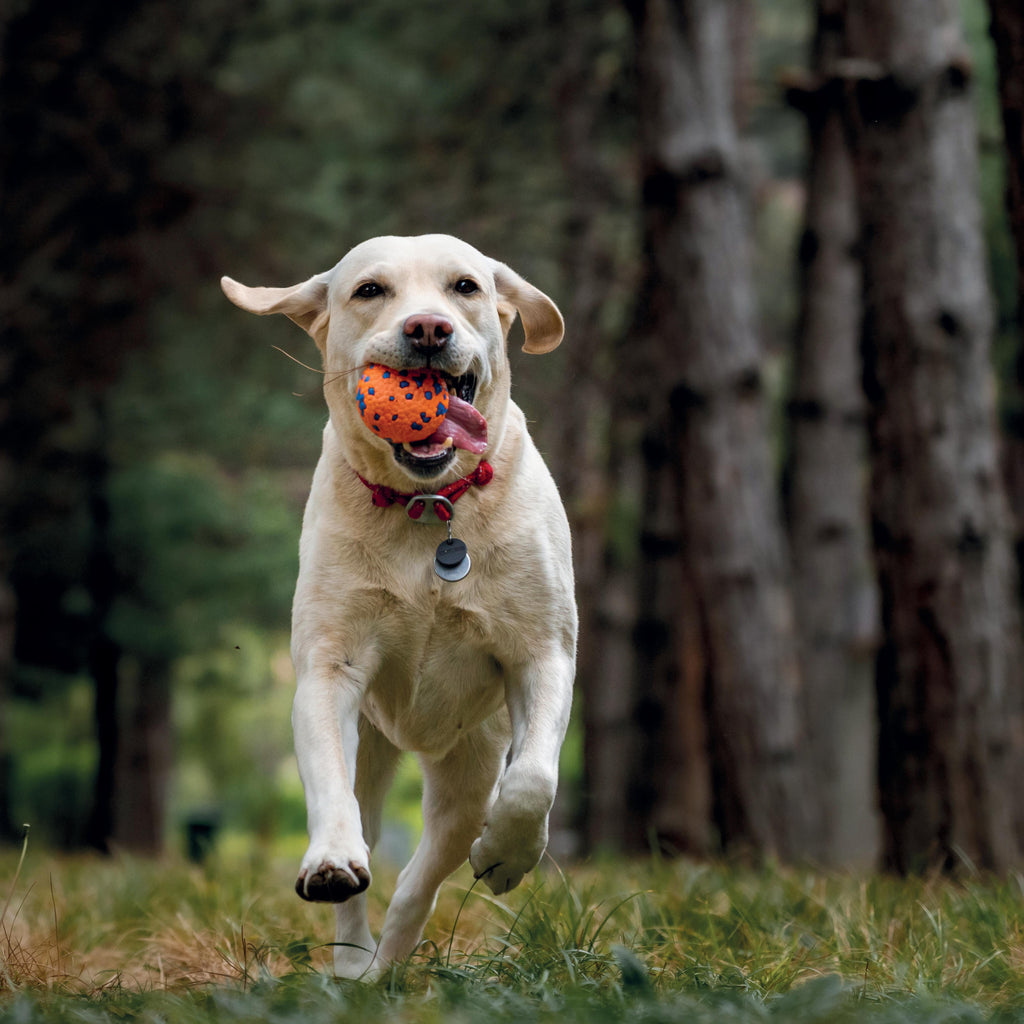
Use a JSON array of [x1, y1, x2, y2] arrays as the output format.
[[403, 313, 453, 352]]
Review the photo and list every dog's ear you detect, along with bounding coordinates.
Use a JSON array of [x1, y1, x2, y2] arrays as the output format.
[[221, 274, 331, 349], [492, 263, 564, 354]]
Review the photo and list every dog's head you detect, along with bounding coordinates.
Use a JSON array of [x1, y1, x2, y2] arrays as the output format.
[[222, 234, 563, 486]]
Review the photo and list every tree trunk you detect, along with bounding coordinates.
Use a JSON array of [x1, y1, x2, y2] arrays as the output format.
[[0, 578, 15, 842], [625, 0, 813, 860], [628, 429, 711, 855], [1, 0, 226, 854], [83, 427, 120, 851], [548, 0, 652, 854], [989, 0, 1024, 587], [784, 0, 880, 867], [110, 658, 172, 853], [844, 0, 1024, 873]]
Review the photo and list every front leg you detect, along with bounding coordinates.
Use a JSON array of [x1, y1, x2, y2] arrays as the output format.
[[292, 646, 377, 903], [470, 644, 575, 894]]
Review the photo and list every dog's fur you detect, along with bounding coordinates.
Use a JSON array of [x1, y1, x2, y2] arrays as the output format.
[[222, 235, 577, 978]]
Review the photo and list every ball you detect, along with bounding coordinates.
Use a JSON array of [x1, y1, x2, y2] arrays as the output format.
[[356, 363, 450, 444]]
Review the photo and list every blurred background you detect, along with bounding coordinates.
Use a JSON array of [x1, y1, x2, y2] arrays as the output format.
[[1, 0, 1022, 877]]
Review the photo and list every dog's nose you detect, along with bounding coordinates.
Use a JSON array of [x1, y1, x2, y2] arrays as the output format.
[[403, 313, 453, 352]]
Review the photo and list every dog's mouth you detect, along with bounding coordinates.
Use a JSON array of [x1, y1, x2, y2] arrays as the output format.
[[391, 371, 487, 477]]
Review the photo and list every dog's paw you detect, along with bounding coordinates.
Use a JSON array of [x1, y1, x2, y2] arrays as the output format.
[[296, 852, 371, 903], [468, 777, 553, 895], [469, 826, 546, 896]]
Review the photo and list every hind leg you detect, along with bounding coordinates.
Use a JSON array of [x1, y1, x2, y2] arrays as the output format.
[[333, 717, 401, 979], [372, 724, 507, 972]]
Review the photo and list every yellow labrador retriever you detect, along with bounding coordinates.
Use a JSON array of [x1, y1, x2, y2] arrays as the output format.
[[222, 235, 577, 978]]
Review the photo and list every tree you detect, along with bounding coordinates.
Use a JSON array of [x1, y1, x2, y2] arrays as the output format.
[[0, 0, 247, 852], [783, 0, 879, 866], [843, 0, 1024, 872], [544, 0, 644, 853], [623, 0, 813, 859], [989, 0, 1024, 572]]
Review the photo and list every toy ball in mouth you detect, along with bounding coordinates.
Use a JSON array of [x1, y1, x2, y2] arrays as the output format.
[[356, 364, 450, 444]]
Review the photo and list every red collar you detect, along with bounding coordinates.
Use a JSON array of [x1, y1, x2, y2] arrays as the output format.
[[356, 461, 494, 522]]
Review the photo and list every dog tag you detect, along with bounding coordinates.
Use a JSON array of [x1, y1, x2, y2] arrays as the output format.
[[435, 536, 471, 582], [414, 493, 471, 581]]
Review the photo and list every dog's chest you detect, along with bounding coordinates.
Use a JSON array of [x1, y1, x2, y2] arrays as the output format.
[[359, 598, 510, 756]]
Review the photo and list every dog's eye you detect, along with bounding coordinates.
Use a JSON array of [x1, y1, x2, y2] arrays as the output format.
[[454, 278, 479, 296], [353, 281, 384, 299]]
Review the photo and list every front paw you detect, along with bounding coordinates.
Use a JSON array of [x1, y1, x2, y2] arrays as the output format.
[[296, 845, 371, 903], [469, 816, 548, 896]]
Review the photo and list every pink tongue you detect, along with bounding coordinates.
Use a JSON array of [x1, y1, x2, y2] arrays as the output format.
[[427, 393, 488, 454]]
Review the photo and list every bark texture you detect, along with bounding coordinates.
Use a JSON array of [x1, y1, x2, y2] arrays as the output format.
[[626, 0, 812, 859], [549, 0, 642, 853], [989, 0, 1024, 583], [784, 0, 880, 867], [845, 0, 1024, 872], [990, 0, 1024, 309]]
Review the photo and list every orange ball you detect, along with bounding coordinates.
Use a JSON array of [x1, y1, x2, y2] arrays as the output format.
[[356, 364, 450, 443]]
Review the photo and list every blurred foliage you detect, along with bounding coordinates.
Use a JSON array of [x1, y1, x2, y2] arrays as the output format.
[[4, 0, 1019, 852]]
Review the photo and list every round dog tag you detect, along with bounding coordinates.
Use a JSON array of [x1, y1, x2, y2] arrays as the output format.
[[435, 537, 471, 582]]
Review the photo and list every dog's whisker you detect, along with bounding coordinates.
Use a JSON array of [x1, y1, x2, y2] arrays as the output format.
[[323, 370, 358, 389], [272, 345, 362, 395], [272, 344, 324, 375]]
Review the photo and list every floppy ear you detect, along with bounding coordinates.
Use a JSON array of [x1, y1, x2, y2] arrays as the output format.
[[492, 263, 564, 354], [221, 273, 331, 349]]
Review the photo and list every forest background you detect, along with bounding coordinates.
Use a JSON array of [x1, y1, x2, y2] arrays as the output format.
[[1, 0, 1023, 881]]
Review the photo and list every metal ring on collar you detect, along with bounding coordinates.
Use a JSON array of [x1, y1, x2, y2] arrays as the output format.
[[408, 493, 454, 522]]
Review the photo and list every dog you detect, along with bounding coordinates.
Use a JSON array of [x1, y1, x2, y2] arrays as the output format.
[[221, 234, 577, 978]]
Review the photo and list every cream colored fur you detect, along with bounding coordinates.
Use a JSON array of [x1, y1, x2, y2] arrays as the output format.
[[221, 235, 577, 978]]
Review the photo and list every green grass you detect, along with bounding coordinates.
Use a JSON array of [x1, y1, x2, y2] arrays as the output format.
[[4, 838, 1024, 1022]]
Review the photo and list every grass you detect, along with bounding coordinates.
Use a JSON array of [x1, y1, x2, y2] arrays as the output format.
[[4, 834, 1024, 1021]]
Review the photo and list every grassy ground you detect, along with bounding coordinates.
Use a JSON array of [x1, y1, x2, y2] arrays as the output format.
[[4, 836, 1024, 1022]]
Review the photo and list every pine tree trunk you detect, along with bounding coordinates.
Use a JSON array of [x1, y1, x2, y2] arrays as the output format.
[[625, 0, 813, 859], [628, 429, 711, 855], [989, 0, 1024, 588], [110, 658, 172, 854], [0, 577, 15, 841], [844, 0, 1024, 872], [549, 0, 643, 853], [784, 0, 880, 867], [1, 0, 224, 855], [84, 438, 123, 852]]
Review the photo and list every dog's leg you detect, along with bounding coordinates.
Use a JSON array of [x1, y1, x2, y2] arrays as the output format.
[[332, 718, 401, 979], [292, 655, 376, 904], [371, 726, 506, 973], [469, 647, 574, 895]]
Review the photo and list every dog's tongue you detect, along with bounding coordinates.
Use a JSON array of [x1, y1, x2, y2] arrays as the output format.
[[429, 393, 488, 454]]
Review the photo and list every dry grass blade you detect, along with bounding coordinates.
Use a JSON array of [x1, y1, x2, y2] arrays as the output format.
[[0, 825, 30, 928]]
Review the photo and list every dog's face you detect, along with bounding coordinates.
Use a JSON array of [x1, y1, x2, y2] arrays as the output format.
[[222, 234, 563, 484]]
